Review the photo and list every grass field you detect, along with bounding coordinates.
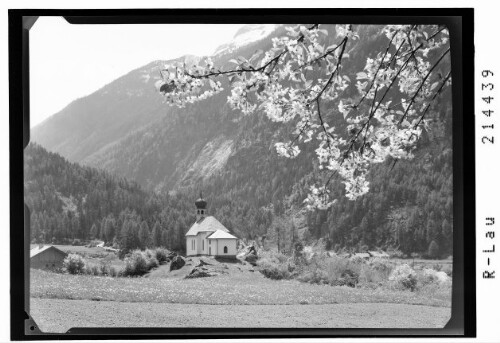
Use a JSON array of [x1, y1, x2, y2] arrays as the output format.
[[31, 267, 450, 307]]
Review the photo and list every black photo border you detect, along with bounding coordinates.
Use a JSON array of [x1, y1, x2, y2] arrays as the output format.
[[9, 8, 475, 340]]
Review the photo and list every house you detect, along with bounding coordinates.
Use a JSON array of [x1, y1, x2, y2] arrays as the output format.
[[185, 194, 238, 257], [30, 245, 67, 269]]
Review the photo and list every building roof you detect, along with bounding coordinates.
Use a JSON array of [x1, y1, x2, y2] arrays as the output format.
[[195, 192, 207, 209], [30, 245, 67, 258], [207, 229, 238, 240], [185, 216, 229, 236], [195, 197, 207, 209]]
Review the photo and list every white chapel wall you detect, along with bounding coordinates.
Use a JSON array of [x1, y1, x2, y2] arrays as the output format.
[[215, 238, 237, 256]]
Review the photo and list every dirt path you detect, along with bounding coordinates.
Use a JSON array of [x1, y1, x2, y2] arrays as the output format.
[[30, 298, 450, 333]]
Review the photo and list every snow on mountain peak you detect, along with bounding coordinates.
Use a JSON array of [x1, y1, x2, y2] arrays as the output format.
[[213, 24, 280, 56]]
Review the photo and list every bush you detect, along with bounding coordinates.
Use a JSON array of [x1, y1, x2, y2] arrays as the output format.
[[146, 256, 159, 270], [298, 268, 330, 285], [99, 263, 109, 276], [441, 264, 453, 277], [123, 251, 149, 276], [417, 268, 439, 286], [63, 254, 86, 274], [122, 250, 160, 276], [109, 266, 118, 277], [72, 239, 82, 246], [293, 241, 304, 256], [118, 248, 130, 260], [340, 269, 359, 287], [389, 264, 417, 291], [88, 264, 100, 276], [154, 248, 169, 264], [369, 257, 393, 273], [257, 258, 294, 280]]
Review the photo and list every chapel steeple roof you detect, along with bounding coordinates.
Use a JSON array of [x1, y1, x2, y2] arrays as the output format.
[[195, 191, 207, 209]]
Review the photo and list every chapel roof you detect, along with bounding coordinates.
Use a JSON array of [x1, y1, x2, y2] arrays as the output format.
[[207, 229, 238, 240], [195, 192, 207, 209], [185, 216, 229, 236]]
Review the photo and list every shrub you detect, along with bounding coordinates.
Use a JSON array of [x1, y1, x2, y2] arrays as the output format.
[[441, 264, 453, 277], [123, 251, 149, 276], [146, 256, 159, 270], [98, 263, 108, 276], [430, 263, 442, 272], [88, 264, 100, 276], [154, 248, 169, 264], [389, 264, 417, 291], [417, 268, 448, 286], [293, 241, 304, 256], [63, 254, 86, 274], [143, 249, 159, 269], [72, 239, 82, 246], [359, 258, 393, 284], [257, 259, 294, 280], [334, 270, 359, 287], [118, 248, 130, 260], [298, 268, 330, 285], [369, 257, 393, 273], [108, 266, 118, 277]]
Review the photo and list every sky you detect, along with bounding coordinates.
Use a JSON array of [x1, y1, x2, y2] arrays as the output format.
[[29, 17, 246, 127]]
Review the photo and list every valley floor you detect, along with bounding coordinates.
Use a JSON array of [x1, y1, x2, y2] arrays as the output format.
[[31, 298, 451, 333]]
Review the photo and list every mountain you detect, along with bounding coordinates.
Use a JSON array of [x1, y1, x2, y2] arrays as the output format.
[[30, 24, 282, 165], [30, 60, 168, 163], [213, 24, 280, 56], [28, 24, 454, 255]]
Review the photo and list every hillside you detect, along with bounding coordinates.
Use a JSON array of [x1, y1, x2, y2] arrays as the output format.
[[28, 24, 453, 256]]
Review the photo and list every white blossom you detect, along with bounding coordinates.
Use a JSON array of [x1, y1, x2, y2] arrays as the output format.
[[157, 24, 451, 208]]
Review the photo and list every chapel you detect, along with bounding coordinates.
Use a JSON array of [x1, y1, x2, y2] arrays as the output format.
[[185, 193, 238, 257]]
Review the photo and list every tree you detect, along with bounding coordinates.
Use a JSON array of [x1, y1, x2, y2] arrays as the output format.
[[158, 24, 451, 209], [90, 223, 98, 240], [139, 221, 150, 249], [176, 223, 186, 252], [161, 229, 170, 248], [104, 216, 116, 244], [120, 220, 139, 253], [428, 240, 440, 259], [151, 221, 162, 247]]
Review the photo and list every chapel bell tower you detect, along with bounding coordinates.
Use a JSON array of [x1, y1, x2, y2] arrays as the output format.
[[195, 192, 207, 221]]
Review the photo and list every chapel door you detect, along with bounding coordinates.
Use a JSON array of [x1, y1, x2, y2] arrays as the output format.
[[209, 247, 211, 255]]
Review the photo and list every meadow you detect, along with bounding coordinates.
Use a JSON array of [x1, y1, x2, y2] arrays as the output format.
[[31, 262, 450, 307], [29, 248, 453, 332]]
